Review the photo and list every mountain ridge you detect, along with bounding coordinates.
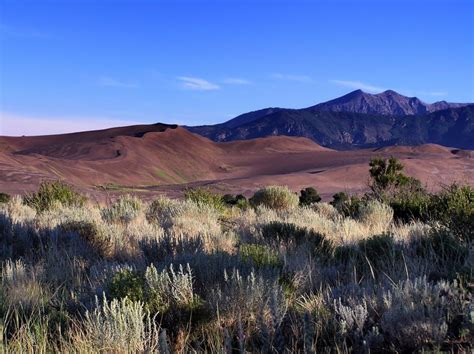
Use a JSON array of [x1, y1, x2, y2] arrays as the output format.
[[187, 90, 473, 150]]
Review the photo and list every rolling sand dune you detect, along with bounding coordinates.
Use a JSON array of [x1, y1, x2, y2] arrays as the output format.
[[0, 123, 472, 200]]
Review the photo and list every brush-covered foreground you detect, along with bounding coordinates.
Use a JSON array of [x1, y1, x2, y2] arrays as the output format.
[[0, 177, 473, 352]]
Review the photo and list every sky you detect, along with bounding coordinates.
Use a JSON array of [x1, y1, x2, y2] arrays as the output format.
[[0, 0, 473, 136]]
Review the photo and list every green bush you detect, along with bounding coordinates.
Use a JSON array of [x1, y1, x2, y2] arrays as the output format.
[[0, 192, 11, 204], [430, 184, 474, 244], [184, 187, 225, 212], [249, 186, 299, 211], [388, 187, 432, 222], [299, 187, 321, 206], [222, 194, 250, 209], [330, 192, 362, 218], [108, 269, 145, 303], [414, 229, 468, 279], [358, 233, 400, 270], [23, 181, 86, 212], [240, 244, 282, 268]]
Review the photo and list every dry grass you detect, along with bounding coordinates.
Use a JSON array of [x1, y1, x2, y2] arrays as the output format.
[[0, 192, 472, 352]]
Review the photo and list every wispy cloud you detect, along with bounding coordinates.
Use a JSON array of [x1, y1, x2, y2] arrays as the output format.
[[97, 76, 139, 88], [0, 112, 142, 136], [177, 76, 220, 91], [329, 80, 386, 93], [222, 77, 252, 85], [415, 91, 447, 97], [0, 24, 53, 39], [270, 73, 314, 83]]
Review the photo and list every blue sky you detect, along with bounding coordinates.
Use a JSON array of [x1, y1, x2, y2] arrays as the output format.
[[1, 0, 473, 135]]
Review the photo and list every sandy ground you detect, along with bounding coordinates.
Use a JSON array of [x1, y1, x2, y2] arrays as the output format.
[[1, 124, 473, 201]]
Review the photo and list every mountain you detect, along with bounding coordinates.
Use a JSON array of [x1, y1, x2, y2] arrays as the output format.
[[312, 89, 467, 116], [187, 90, 473, 150]]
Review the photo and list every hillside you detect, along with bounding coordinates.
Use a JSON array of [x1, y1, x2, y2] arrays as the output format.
[[1, 123, 473, 199]]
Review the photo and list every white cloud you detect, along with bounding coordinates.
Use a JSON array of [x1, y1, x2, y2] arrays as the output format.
[[177, 76, 220, 91], [270, 73, 314, 83], [415, 91, 447, 97], [97, 76, 139, 88], [329, 80, 386, 93], [0, 112, 142, 137], [222, 77, 252, 85]]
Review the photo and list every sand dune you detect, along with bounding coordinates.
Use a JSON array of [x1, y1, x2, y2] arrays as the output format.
[[0, 123, 472, 200]]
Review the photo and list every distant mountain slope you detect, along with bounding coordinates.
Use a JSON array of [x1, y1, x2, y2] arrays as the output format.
[[188, 105, 474, 150], [312, 89, 467, 116]]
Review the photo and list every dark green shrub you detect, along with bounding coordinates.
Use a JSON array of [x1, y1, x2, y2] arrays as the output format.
[[261, 222, 334, 258], [330, 192, 362, 218], [431, 184, 474, 244], [249, 186, 299, 210], [369, 156, 411, 191], [240, 243, 282, 268], [358, 233, 400, 270], [108, 269, 145, 302], [389, 187, 432, 222], [299, 187, 321, 206], [0, 192, 11, 204], [223, 194, 250, 209], [61, 220, 113, 258], [415, 230, 468, 266], [184, 187, 225, 212], [23, 181, 86, 212]]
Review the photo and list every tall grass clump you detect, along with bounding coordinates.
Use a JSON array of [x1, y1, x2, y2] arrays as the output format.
[[250, 185, 299, 211]]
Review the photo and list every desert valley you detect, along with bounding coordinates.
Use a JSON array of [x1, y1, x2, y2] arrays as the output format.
[[1, 1, 473, 352], [1, 90, 473, 200]]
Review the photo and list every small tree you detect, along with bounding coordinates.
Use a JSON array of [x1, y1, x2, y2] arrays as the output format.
[[299, 187, 321, 206], [369, 156, 410, 191]]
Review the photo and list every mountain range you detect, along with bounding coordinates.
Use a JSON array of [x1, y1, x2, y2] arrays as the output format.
[[187, 90, 473, 149]]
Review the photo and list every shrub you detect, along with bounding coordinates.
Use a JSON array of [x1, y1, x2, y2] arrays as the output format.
[[223, 194, 250, 209], [184, 187, 225, 212], [145, 264, 199, 311], [240, 244, 282, 268], [388, 187, 432, 222], [299, 187, 321, 206], [357, 200, 393, 232], [23, 181, 86, 212], [431, 184, 474, 244], [330, 192, 362, 218], [108, 269, 145, 303], [61, 220, 113, 258], [414, 229, 468, 275], [261, 221, 334, 258], [250, 186, 299, 211], [0, 192, 11, 204], [82, 295, 159, 352], [369, 156, 412, 192], [101, 195, 142, 224], [358, 233, 400, 270]]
